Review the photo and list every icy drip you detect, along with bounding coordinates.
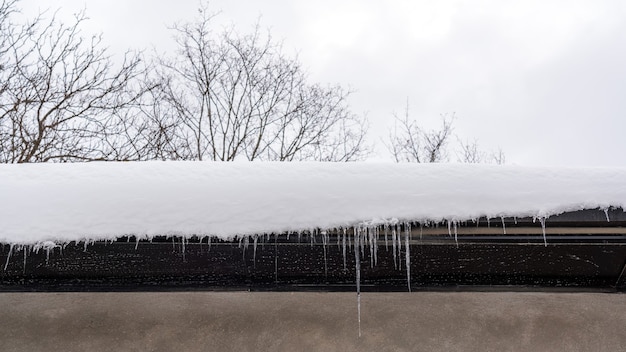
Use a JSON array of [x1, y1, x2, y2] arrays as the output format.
[[366, 228, 374, 268], [604, 208, 611, 222], [342, 228, 347, 271], [354, 227, 362, 338], [83, 239, 96, 252], [540, 217, 547, 247], [404, 223, 411, 292], [253, 235, 258, 269], [501, 217, 507, 235], [4, 244, 13, 271], [373, 227, 378, 266], [241, 236, 249, 260], [182, 236, 187, 263], [391, 226, 397, 269], [396, 225, 402, 271]]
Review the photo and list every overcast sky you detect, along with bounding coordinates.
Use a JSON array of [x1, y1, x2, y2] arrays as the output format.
[[19, 0, 626, 166]]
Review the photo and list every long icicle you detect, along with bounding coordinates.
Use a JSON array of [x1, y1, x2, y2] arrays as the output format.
[[4, 244, 13, 271], [366, 227, 374, 268], [396, 225, 402, 271], [540, 217, 547, 247], [405, 223, 411, 292], [342, 228, 347, 271], [392, 226, 397, 269]]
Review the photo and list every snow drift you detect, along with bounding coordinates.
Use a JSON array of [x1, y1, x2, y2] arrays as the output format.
[[1, 161, 625, 245]]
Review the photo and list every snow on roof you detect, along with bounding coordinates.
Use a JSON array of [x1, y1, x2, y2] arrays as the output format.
[[1, 161, 625, 245]]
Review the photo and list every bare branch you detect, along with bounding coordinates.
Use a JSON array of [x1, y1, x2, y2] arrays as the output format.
[[0, 3, 152, 163], [145, 6, 369, 162]]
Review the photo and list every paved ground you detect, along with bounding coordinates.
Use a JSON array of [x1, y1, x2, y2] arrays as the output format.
[[0, 291, 624, 351]]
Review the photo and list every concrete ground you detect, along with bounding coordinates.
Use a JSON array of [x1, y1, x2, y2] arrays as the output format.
[[0, 291, 624, 351]]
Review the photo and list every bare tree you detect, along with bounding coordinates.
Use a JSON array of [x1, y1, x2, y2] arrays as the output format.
[[457, 138, 506, 164], [0, 3, 150, 163], [387, 101, 454, 163], [145, 7, 369, 161], [387, 101, 504, 164]]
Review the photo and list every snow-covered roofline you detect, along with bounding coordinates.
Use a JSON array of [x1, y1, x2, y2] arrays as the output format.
[[1, 161, 625, 245]]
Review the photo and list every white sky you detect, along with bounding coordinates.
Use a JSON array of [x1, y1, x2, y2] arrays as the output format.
[[18, 0, 626, 166]]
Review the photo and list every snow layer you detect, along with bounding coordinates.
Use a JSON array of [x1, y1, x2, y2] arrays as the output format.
[[1, 161, 625, 244]]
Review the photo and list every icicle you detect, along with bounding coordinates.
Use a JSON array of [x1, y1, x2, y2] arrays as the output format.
[[253, 235, 258, 269], [396, 225, 402, 271], [604, 208, 611, 222], [182, 236, 186, 263], [46, 247, 51, 265], [501, 217, 507, 235], [368, 228, 374, 269], [405, 223, 411, 292], [242, 236, 249, 260], [453, 221, 458, 248], [208, 236, 212, 252], [135, 236, 140, 250], [419, 223, 424, 240], [540, 217, 547, 247], [172, 237, 176, 252], [342, 228, 347, 271], [392, 226, 397, 270], [448, 220, 452, 238], [4, 244, 13, 271], [23, 246, 27, 275], [514, 216, 518, 225], [487, 217, 491, 228], [354, 227, 362, 338], [373, 227, 378, 266]]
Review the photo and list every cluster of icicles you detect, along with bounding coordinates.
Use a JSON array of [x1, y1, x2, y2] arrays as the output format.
[[2, 214, 567, 337]]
